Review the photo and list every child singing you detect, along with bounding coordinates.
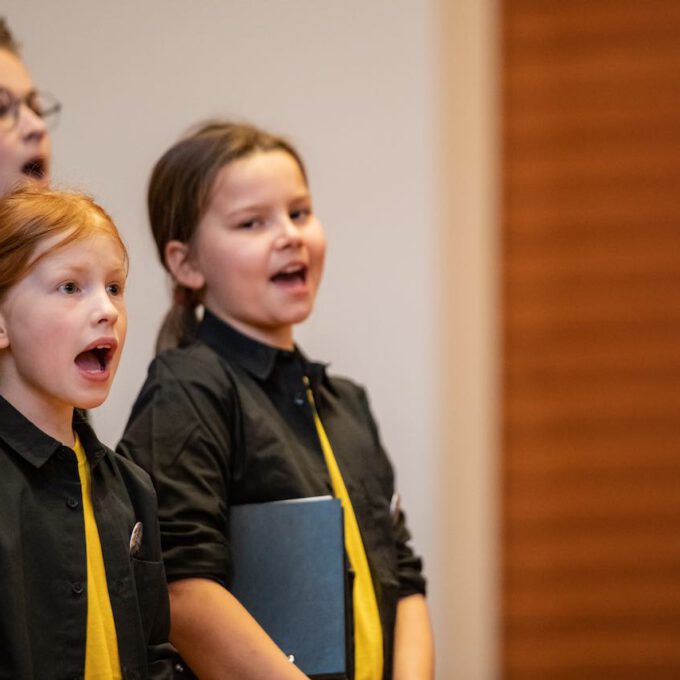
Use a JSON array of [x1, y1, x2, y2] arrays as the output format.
[[118, 121, 434, 680], [0, 187, 172, 679], [0, 17, 56, 196]]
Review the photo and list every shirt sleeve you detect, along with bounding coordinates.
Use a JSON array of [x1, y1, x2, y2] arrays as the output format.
[[354, 385, 428, 599], [117, 347, 237, 585]]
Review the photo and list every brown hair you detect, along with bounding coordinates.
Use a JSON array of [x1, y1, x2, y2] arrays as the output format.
[[0, 186, 126, 302], [148, 120, 308, 352], [0, 18, 20, 56]]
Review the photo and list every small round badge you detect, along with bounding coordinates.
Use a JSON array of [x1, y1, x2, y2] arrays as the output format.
[[129, 521, 143, 556]]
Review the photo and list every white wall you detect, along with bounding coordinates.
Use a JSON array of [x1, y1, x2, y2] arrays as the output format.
[[5, 2, 500, 677]]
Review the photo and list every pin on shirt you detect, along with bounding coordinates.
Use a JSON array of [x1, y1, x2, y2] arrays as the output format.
[[129, 521, 143, 557]]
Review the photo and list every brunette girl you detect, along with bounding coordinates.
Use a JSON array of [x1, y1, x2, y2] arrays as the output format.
[[118, 121, 434, 680]]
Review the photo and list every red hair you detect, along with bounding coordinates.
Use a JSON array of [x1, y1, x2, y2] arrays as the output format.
[[0, 187, 127, 301]]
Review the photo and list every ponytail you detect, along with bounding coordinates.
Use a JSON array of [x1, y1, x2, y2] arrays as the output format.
[[155, 284, 201, 354]]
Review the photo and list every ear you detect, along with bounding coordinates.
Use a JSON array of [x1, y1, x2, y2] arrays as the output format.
[[164, 240, 206, 291], [0, 310, 9, 350]]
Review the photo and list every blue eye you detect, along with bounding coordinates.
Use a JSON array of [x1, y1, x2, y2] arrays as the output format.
[[107, 282, 123, 296]]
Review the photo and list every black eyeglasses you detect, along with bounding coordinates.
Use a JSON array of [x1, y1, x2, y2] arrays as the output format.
[[0, 86, 62, 132]]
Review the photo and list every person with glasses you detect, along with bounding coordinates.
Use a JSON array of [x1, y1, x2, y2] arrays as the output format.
[[0, 17, 60, 197]]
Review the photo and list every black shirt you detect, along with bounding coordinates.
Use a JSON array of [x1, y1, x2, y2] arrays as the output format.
[[0, 396, 172, 680], [118, 310, 426, 679]]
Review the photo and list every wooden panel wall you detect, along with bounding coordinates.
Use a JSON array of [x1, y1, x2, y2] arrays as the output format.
[[502, 1, 680, 677]]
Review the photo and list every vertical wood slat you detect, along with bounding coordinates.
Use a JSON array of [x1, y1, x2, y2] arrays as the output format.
[[502, 1, 680, 677]]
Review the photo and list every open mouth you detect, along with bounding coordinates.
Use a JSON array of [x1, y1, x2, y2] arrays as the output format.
[[21, 157, 46, 180], [271, 265, 307, 285], [74, 344, 114, 373]]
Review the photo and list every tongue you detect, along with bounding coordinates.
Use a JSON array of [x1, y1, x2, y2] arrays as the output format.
[[75, 350, 102, 372]]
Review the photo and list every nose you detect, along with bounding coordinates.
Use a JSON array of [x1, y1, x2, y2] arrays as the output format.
[[91, 288, 119, 326], [17, 102, 48, 142], [274, 214, 303, 249]]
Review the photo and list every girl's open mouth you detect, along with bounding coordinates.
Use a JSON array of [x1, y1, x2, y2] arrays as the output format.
[[271, 265, 307, 285], [74, 344, 114, 374], [21, 157, 46, 180]]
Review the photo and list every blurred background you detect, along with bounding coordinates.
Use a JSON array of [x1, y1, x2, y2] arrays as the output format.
[[7, 0, 680, 678]]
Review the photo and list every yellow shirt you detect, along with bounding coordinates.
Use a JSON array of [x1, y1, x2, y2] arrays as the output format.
[[73, 436, 122, 679]]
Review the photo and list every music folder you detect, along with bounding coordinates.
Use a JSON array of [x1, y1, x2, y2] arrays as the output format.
[[229, 496, 351, 679]]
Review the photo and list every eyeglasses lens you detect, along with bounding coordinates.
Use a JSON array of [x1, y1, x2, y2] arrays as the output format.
[[0, 87, 62, 131]]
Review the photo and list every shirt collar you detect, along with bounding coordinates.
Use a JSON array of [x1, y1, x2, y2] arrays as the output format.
[[0, 395, 108, 468], [197, 308, 331, 392]]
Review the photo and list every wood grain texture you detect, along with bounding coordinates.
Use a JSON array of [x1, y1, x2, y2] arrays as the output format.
[[502, 1, 680, 677]]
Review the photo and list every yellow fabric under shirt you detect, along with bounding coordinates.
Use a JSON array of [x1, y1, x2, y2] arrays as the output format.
[[306, 381, 384, 680], [73, 436, 122, 680]]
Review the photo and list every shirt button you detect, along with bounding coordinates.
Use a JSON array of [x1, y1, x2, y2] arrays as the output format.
[[66, 496, 79, 509], [293, 392, 305, 406], [71, 581, 84, 595]]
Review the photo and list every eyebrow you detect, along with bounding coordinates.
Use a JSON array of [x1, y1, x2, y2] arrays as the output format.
[[49, 262, 128, 276], [225, 193, 313, 219], [0, 85, 38, 101]]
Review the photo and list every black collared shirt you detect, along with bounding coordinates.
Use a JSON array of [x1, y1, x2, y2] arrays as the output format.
[[118, 310, 426, 679], [0, 396, 172, 680]]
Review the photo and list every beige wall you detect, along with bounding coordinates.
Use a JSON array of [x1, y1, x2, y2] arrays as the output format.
[[5, 2, 499, 677], [436, 2, 500, 678]]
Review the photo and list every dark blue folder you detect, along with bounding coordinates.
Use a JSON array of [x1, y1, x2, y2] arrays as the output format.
[[229, 496, 350, 679]]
